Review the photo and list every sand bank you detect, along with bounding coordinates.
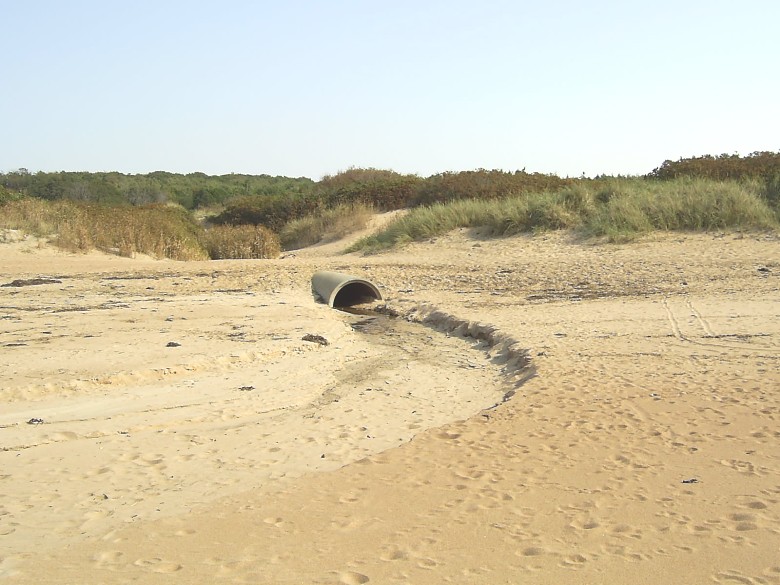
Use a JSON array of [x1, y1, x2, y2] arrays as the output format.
[[1, 229, 779, 584]]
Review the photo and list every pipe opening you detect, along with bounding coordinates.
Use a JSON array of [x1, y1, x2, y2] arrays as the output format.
[[312, 271, 383, 308], [332, 282, 381, 308]]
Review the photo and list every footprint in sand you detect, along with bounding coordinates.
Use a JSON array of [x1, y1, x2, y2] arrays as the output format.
[[728, 514, 758, 532], [739, 500, 768, 510], [720, 459, 755, 473], [45, 431, 80, 442], [379, 548, 408, 561], [519, 546, 546, 557], [436, 431, 461, 440], [337, 571, 370, 584], [570, 519, 601, 531], [559, 553, 589, 568], [712, 570, 763, 584], [92, 550, 124, 568], [132, 557, 182, 573], [416, 557, 439, 569], [263, 517, 285, 527], [136, 453, 166, 467]]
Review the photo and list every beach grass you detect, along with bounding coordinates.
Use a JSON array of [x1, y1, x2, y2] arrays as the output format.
[[347, 177, 780, 252], [4, 177, 777, 259], [0, 198, 280, 260], [279, 203, 374, 250], [585, 177, 779, 241]]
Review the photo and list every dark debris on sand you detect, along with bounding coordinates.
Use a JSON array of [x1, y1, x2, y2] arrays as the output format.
[[2, 278, 62, 287]]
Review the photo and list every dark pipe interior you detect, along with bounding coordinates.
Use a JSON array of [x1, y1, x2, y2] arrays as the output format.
[[333, 283, 380, 308]]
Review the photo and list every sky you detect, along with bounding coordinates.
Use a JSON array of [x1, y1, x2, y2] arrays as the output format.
[[1, 0, 778, 180]]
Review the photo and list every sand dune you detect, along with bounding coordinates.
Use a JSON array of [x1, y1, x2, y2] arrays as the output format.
[[1, 227, 779, 583]]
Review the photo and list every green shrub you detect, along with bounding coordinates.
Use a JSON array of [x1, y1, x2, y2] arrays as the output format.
[[412, 169, 572, 205], [210, 193, 323, 232], [317, 168, 421, 210], [212, 169, 420, 234], [0, 169, 314, 210], [647, 151, 780, 181], [0, 185, 25, 205]]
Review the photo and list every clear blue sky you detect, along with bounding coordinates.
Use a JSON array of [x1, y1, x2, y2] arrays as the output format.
[[2, 0, 778, 179]]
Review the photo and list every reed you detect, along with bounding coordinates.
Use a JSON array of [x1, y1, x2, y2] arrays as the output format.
[[0, 199, 209, 260], [202, 224, 281, 259]]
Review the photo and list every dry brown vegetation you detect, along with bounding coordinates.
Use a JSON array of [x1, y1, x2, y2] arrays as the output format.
[[0, 199, 280, 260], [279, 203, 374, 250], [202, 224, 281, 259]]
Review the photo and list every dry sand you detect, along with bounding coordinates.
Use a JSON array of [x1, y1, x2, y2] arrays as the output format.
[[1, 224, 779, 584]]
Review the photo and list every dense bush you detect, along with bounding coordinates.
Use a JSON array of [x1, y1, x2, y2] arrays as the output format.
[[0, 184, 24, 205], [316, 168, 422, 210], [212, 169, 419, 231], [412, 169, 572, 205], [202, 225, 280, 259], [211, 193, 324, 232], [647, 151, 780, 182], [0, 169, 313, 210]]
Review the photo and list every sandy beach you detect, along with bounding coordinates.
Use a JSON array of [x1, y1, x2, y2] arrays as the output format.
[[1, 224, 779, 584]]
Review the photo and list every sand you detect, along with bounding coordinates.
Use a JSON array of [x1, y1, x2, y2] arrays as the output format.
[[1, 224, 779, 584]]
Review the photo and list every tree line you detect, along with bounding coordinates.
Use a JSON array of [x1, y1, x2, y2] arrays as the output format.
[[3, 151, 779, 232], [0, 169, 313, 209], [646, 151, 780, 181]]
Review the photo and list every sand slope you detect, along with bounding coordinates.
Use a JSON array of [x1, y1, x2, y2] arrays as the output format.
[[1, 227, 779, 584]]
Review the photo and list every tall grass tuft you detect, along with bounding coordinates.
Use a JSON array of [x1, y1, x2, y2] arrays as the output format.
[[0, 198, 209, 260], [279, 203, 374, 250], [759, 173, 780, 214], [348, 177, 779, 252], [0, 197, 67, 236], [203, 225, 281, 259], [346, 191, 587, 252], [584, 178, 778, 241]]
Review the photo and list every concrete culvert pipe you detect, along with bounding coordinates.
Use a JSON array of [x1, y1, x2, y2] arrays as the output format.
[[311, 271, 383, 308]]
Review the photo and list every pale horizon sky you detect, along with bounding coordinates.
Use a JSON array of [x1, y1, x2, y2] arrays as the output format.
[[2, 0, 778, 180]]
